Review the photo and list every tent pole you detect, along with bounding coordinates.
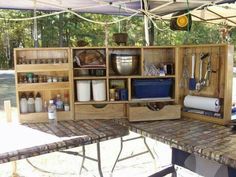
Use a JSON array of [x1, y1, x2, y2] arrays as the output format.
[[143, 0, 150, 46]]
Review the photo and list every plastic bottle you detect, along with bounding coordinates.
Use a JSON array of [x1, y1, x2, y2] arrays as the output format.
[[35, 92, 43, 112], [55, 94, 64, 111], [48, 100, 57, 126], [20, 92, 28, 113], [27, 92, 35, 113]]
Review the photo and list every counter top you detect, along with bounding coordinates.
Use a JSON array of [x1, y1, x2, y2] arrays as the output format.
[[116, 118, 236, 169], [0, 119, 129, 164]]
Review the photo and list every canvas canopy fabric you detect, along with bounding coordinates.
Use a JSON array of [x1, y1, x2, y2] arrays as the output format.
[[0, 0, 236, 26]]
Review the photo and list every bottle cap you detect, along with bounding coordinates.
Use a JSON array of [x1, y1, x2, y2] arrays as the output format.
[[49, 100, 54, 104], [36, 92, 41, 98]]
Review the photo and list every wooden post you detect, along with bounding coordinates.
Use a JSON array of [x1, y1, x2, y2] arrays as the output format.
[[4, 100, 18, 177], [4, 100, 12, 123]]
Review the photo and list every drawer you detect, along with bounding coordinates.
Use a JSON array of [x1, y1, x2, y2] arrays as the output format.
[[74, 104, 127, 120], [129, 104, 181, 122]]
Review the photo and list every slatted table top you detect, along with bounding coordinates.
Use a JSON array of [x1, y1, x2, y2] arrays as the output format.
[[0, 119, 129, 164], [116, 118, 236, 169]]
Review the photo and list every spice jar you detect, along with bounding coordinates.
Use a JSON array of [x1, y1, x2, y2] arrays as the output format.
[[27, 73, 33, 83], [52, 77, 57, 82], [38, 75, 43, 83], [33, 75, 38, 83], [109, 89, 115, 101], [47, 76, 52, 83]]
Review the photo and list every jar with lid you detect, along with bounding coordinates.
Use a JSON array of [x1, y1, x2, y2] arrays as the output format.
[[20, 92, 28, 113], [35, 92, 43, 112], [27, 73, 33, 83], [27, 92, 35, 113]]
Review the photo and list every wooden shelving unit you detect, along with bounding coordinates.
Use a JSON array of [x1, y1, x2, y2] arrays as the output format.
[[14, 48, 73, 123], [14, 44, 233, 124], [72, 46, 180, 121]]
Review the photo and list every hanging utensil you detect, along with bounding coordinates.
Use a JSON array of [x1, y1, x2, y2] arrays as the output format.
[[189, 54, 196, 90]]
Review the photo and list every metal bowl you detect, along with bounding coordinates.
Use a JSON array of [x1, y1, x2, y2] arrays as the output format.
[[111, 54, 139, 75]]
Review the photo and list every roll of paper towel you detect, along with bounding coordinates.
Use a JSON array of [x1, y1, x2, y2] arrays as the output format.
[[184, 95, 220, 112]]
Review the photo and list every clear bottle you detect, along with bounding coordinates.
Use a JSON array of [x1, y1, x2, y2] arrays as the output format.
[[48, 100, 57, 126], [20, 92, 28, 113], [35, 92, 43, 112], [55, 94, 64, 111], [27, 92, 35, 113]]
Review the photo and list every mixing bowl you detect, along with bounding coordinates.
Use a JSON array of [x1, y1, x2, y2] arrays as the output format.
[[111, 54, 139, 75]]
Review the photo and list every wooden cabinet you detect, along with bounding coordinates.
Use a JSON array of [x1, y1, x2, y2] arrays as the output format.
[[14, 48, 73, 123], [72, 46, 180, 121], [14, 44, 233, 124], [177, 44, 233, 125]]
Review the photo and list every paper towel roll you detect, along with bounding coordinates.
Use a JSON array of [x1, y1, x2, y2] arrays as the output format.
[[184, 95, 220, 112]]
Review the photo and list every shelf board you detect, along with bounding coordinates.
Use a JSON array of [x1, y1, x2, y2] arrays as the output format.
[[74, 100, 129, 105], [15, 63, 70, 72], [74, 67, 106, 70], [17, 82, 70, 91], [74, 77, 107, 80], [108, 75, 175, 79], [74, 98, 174, 105], [19, 111, 72, 123], [131, 98, 175, 103]]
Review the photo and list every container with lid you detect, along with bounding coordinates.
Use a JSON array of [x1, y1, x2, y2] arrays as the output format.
[[35, 92, 43, 112], [27, 92, 35, 113], [20, 92, 28, 113]]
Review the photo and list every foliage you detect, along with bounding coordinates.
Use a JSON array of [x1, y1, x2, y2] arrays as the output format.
[[0, 9, 234, 68]]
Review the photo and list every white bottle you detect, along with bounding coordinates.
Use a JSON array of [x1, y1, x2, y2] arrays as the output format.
[[20, 93, 28, 113], [48, 100, 57, 126], [27, 92, 35, 113], [35, 92, 43, 112]]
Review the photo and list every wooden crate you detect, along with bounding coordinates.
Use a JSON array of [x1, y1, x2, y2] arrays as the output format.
[[128, 104, 181, 122]]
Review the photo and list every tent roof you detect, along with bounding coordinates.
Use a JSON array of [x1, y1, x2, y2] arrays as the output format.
[[0, 0, 236, 26]]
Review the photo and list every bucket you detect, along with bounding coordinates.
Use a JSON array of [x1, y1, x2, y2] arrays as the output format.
[[92, 80, 106, 101], [76, 80, 91, 101]]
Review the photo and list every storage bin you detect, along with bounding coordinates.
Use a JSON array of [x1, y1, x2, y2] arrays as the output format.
[[92, 80, 106, 101], [133, 79, 172, 98], [76, 80, 91, 101]]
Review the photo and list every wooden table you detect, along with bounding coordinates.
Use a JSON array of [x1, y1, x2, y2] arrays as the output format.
[[0, 119, 129, 177], [116, 118, 236, 176]]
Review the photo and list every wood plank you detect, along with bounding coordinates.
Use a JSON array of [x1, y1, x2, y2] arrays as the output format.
[[16, 63, 70, 72], [17, 82, 70, 91]]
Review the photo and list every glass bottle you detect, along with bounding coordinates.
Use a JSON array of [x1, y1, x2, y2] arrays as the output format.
[[35, 92, 43, 112]]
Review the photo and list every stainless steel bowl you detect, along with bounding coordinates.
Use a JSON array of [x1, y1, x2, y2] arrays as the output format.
[[111, 54, 139, 75]]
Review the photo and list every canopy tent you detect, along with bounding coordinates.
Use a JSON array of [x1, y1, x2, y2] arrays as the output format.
[[0, 0, 236, 27]]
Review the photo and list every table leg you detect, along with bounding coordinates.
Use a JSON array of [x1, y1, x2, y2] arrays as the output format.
[[111, 137, 123, 173], [97, 142, 103, 177], [79, 145, 86, 175]]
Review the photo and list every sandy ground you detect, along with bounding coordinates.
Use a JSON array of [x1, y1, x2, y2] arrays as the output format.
[[1, 70, 235, 177]]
